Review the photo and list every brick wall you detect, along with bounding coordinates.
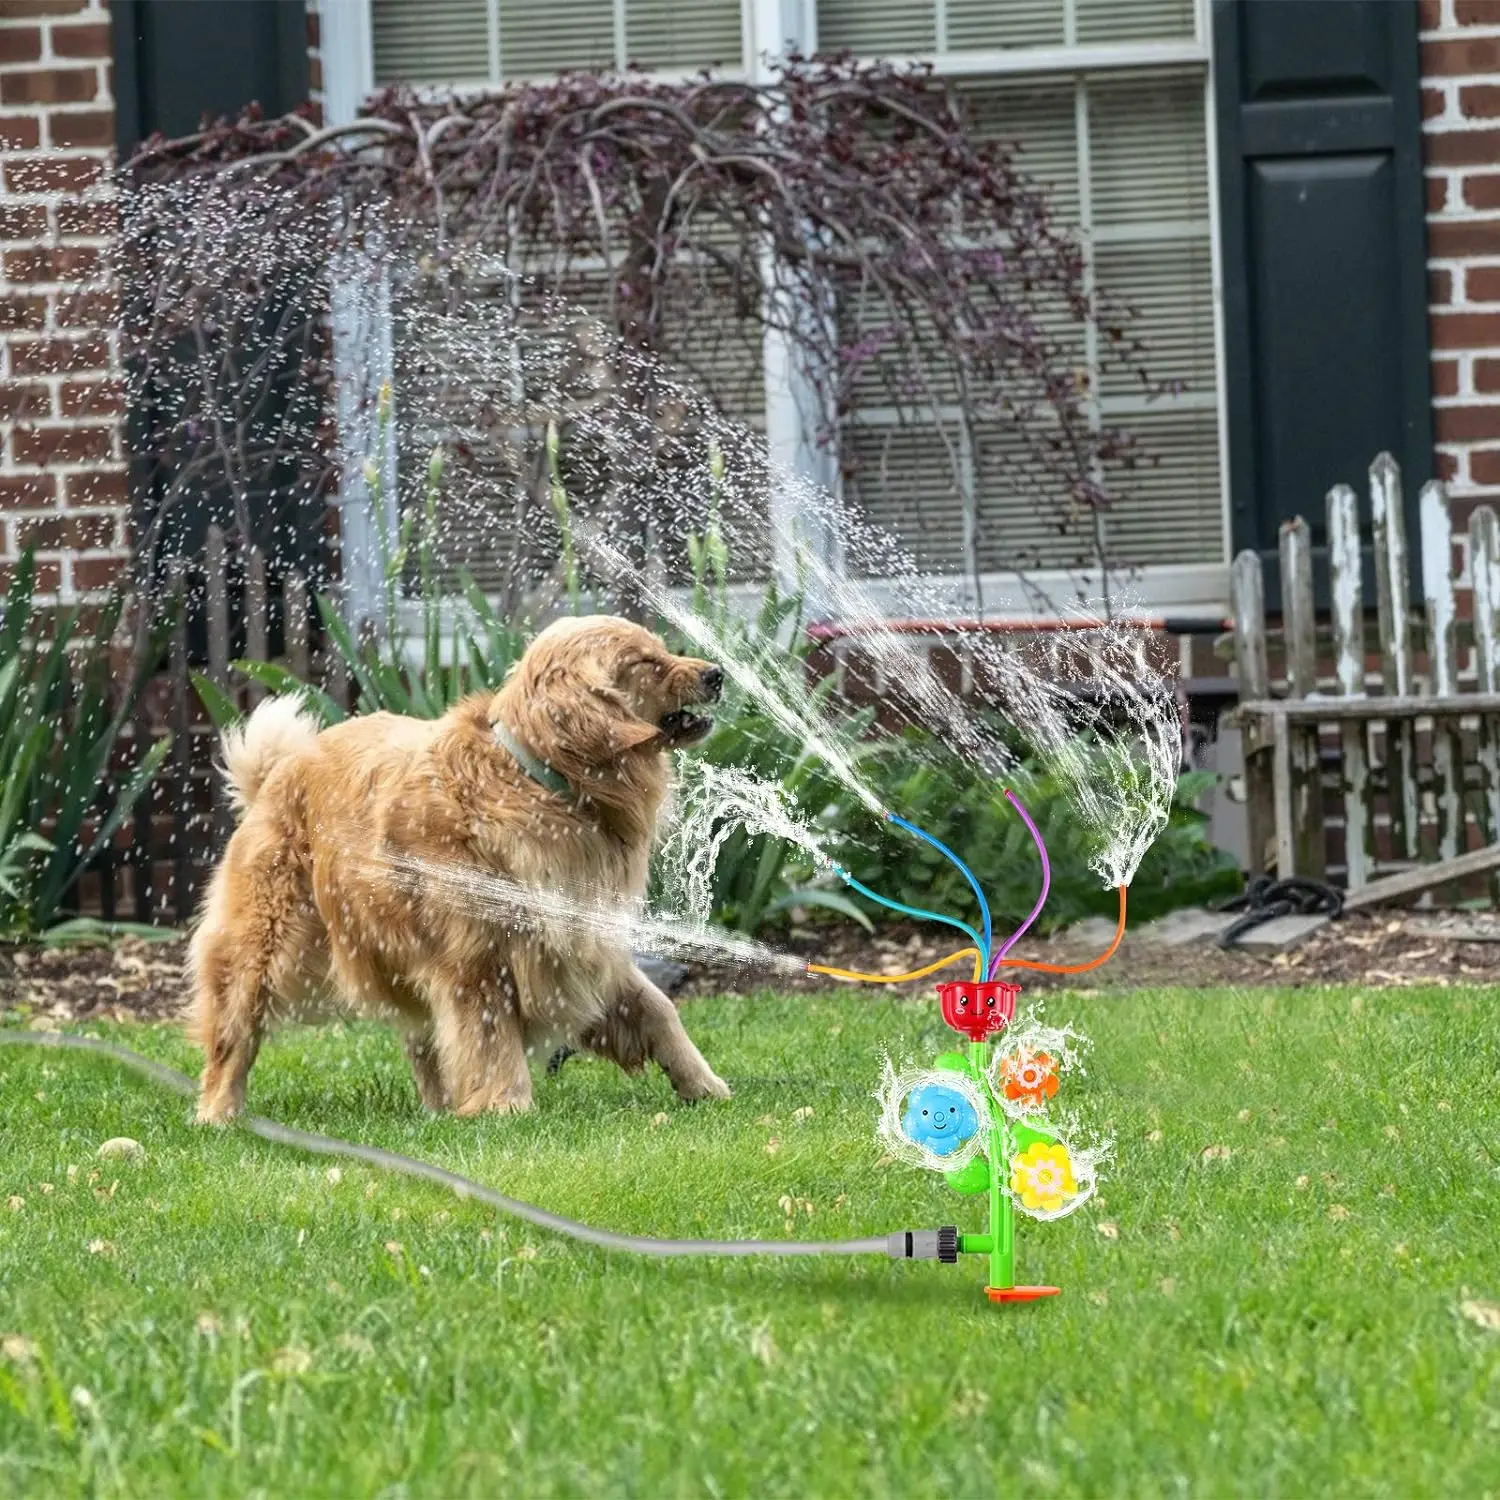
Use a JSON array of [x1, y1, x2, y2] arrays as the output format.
[[1423, 0, 1500, 521], [0, 0, 124, 600]]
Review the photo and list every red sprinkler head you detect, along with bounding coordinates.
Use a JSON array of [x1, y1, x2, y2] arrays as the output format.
[[936, 980, 1020, 1042]]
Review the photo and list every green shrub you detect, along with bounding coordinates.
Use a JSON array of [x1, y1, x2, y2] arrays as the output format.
[[0, 547, 171, 939], [841, 731, 1238, 936]]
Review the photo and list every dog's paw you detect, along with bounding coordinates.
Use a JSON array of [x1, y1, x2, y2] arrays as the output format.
[[455, 1088, 534, 1117], [676, 1069, 732, 1103], [193, 1102, 237, 1126]]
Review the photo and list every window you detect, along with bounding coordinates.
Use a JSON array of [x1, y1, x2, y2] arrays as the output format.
[[362, 0, 1223, 593], [821, 0, 1221, 579]]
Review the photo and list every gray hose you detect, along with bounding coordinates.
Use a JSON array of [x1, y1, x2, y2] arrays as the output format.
[[0, 1031, 919, 1259]]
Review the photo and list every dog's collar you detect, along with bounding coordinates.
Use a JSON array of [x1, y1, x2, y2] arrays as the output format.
[[492, 718, 572, 797]]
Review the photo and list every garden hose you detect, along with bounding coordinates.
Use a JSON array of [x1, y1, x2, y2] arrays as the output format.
[[0, 1031, 952, 1262]]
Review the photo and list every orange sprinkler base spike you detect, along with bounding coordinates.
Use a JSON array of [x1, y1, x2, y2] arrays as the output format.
[[986, 1285, 1061, 1304]]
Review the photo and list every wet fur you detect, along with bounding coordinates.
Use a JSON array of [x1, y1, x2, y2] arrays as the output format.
[[187, 616, 730, 1122]]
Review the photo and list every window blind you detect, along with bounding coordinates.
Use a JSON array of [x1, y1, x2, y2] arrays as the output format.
[[818, 0, 1194, 53], [372, 0, 746, 83]]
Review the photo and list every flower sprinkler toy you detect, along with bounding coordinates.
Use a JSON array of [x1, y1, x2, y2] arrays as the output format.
[[806, 790, 1127, 1304]]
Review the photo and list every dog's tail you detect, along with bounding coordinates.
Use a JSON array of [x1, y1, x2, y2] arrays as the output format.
[[220, 695, 321, 816]]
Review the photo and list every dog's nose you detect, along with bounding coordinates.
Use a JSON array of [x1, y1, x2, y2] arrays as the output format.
[[700, 664, 724, 700]]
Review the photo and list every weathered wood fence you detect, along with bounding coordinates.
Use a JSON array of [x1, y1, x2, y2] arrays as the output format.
[[88, 524, 349, 927], [1233, 451, 1500, 895]]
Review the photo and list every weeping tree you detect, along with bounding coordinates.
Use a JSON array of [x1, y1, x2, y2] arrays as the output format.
[[101, 55, 1160, 623]]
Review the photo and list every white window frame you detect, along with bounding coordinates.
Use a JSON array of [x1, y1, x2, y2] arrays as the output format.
[[320, 0, 1231, 625]]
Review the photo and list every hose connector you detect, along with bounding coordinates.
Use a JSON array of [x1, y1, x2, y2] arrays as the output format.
[[887, 1227, 961, 1262]]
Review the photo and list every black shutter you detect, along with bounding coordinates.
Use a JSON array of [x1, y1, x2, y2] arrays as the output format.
[[1214, 0, 1432, 599], [113, 0, 310, 153]]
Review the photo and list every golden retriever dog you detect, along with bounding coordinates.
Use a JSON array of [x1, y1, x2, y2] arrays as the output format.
[[187, 615, 731, 1122]]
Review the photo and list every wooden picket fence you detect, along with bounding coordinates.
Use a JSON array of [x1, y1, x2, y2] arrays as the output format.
[[89, 524, 349, 927], [1232, 451, 1500, 896]]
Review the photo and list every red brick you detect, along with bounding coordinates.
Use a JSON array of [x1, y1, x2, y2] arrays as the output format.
[[1433, 358, 1460, 397], [1432, 309, 1500, 348], [11, 424, 115, 465], [1469, 266, 1500, 303], [1435, 404, 1500, 442], [1424, 86, 1447, 121], [1430, 219, 1500, 258], [0, 0, 87, 14], [3, 153, 103, 194], [1428, 173, 1450, 213], [1476, 357, 1500, 391], [0, 557, 62, 593], [0, 114, 40, 149], [8, 335, 111, 375], [0, 471, 54, 509], [1423, 37, 1500, 75], [59, 378, 122, 417], [0, 203, 46, 240], [55, 198, 115, 237], [0, 67, 98, 107], [1437, 449, 1461, 481], [64, 467, 126, 505], [48, 108, 112, 148], [1426, 129, 1500, 168], [309, 55, 322, 92], [55, 287, 118, 328], [0, 25, 41, 63], [1431, 268, 1454, 306], [306, 8, 320, 46], [1462, 84, 1500, 120], [1457, 0, 1500, 20], [3, 245, 99, 282], [1420, 0, 1444, 27], [72, 554, 124, 591], [1464, 173, 1500, 210], [15, 511, 116, 551], [0, 292, 46, 330], [1471, 448, 1500, 485], [51, 21, 110, 59], [0, 382, 51, 419]]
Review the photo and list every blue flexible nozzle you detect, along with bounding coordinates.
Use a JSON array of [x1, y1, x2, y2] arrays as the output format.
[[884, 811, 993, 967]]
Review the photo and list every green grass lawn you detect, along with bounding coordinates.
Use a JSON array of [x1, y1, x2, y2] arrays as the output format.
[[2, 985, 1499, 1498]]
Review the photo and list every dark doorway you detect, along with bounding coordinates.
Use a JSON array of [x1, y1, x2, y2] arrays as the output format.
[[112, 1, 322, 661]]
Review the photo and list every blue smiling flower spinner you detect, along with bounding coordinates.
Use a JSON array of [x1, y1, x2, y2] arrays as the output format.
[[902, 1083, 980, 1157]]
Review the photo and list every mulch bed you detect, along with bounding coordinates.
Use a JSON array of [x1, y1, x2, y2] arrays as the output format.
[[682, 908, 1500, 997], [5, 907, 1500, 1029], [0, 937, 188, 1026]]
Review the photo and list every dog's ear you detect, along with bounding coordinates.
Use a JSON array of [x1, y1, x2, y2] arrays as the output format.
[[506, 674, 660, 775], [579, 685, 661, 759]]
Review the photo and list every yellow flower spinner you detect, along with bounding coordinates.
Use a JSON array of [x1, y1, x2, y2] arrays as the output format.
[[1010, 1142, 1078, 1213]]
